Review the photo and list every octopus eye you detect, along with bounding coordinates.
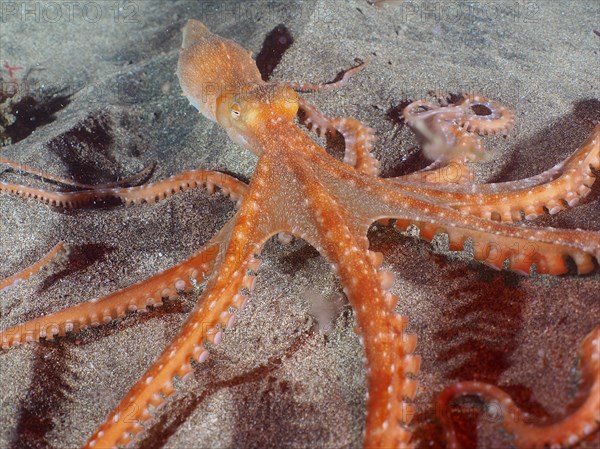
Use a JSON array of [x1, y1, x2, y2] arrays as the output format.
[[231, 103, 241, 120]]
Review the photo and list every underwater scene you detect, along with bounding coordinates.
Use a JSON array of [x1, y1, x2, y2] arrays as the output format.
[[1, 1, 598, 448]]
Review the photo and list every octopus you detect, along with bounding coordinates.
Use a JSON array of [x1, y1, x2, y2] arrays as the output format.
[[1, 19, 599, 449]]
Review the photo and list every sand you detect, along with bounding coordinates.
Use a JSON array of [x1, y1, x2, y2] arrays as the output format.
[[0, 1, 598, 448]]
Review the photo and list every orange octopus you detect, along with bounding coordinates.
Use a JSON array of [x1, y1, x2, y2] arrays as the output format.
[[1, 20, 599, 449]]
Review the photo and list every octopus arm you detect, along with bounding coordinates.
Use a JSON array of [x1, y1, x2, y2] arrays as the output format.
[[293, 169, 419, 448], [322, 173, 599, 275], [392, 124, 600, 222], [0, 170, 247, 208], [438, 325, 600, 449], [0, 242, 68, 292], [386, 201, 599, 275], [0, 222, 230, 350], [83, 187, 278, 448], [394, 94, 514, 185], [312, 155, 598, 275], [298, 97, 380, 175], [399, 97, 501, 167], [459, 124, 599, 194], [0, 157, 155, 189], [288, 58, 367, 93]]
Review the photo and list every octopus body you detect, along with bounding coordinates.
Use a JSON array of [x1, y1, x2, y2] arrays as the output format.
[[1, 20, 599, 449]]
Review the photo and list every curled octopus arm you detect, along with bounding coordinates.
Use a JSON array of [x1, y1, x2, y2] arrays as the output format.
[[0, 170, 247, 208], [393, 95, 515, 185], [0, 221, 233, 349], [438, 325, 600, 449], [286, 58, 380, 175], [298, 97, 380, 175]]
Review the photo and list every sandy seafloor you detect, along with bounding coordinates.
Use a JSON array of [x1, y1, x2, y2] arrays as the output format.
[[0, 1, 599, 448]]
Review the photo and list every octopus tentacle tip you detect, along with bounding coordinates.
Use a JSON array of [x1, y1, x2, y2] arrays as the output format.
[[438, 326, 600, 449], [0, 242, 68, 293]]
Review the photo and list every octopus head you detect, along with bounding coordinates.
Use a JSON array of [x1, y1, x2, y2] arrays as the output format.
[[215, 83, 299, 154], [177, 19, 263, 122]]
